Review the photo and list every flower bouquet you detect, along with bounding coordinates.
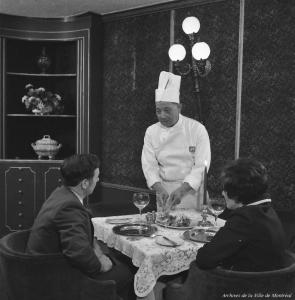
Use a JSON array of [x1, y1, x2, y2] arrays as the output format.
[[21, 84, 64, 115]]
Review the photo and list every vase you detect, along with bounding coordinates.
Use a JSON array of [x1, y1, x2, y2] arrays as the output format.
[[37, 47, 51, 74], [32, 105, 53, 115]]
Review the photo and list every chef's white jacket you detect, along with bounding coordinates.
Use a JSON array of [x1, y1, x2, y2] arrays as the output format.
[[141, 114, 211, 199]]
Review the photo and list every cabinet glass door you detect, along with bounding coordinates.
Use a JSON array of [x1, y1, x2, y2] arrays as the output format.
[[4, 39, 77, 159]]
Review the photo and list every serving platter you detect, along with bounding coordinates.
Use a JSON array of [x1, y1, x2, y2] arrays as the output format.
[[113, 224, 157, 237], [155, 213, 195, 230], [155, 220, 194, 230]]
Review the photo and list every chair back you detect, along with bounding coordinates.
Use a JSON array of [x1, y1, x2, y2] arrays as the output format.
[[164, 253, 295, 300], [0, 230, 119, 300]]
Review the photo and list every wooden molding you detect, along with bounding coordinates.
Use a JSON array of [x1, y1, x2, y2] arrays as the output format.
[[102, 0, 227, 22], [100, 181, 155, 194]]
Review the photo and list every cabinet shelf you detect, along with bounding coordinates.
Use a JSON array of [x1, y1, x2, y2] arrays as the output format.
[[6, 114, 76, 118], [7, 72, 77, 77], [0, 12, 102, 236]]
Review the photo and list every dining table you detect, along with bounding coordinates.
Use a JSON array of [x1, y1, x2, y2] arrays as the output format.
[[92, 209, 225, 298]]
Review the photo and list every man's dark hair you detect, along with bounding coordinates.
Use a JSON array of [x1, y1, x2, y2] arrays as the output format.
[[221, 158, 268, 205], [60, 154, 100, 187]]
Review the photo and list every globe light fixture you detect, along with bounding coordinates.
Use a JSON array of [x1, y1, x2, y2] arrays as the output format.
[[168, 44, 186, 62], [192, 42, 210, 60], [182, 16, 200, 34], [168, 16, 211, 123]]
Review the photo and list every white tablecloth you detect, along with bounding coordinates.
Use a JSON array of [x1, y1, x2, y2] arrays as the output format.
[[92, 210, 224, 297]]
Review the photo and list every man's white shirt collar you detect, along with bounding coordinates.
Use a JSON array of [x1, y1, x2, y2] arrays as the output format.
[[70, 188, 84, 205], [247, 199, 271, 206]]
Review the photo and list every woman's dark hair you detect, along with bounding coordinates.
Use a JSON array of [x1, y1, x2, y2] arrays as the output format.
[[60, 154, 100, 187], [221, 158, 268, 205]]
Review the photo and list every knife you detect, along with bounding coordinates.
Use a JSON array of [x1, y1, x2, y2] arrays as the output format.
[[162, 236, 178, 246]]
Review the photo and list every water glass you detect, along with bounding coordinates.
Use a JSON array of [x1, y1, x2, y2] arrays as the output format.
[[156, 192, 170, 218], [133, 192, 150, 222]]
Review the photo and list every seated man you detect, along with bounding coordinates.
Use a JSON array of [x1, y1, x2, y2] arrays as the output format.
[[196, 158, 288, 272], [26, 153, 136, 300]]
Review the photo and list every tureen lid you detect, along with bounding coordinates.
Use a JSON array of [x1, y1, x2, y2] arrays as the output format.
[[35, 135, 58, 145]]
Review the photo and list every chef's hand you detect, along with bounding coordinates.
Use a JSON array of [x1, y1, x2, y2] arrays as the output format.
[[151, 182, 169, 209], [169, 183, 194, 209]]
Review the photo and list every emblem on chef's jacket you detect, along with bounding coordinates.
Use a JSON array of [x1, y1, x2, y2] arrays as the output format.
[[189, 146, 196, 164], [189, 146, 196, 153]]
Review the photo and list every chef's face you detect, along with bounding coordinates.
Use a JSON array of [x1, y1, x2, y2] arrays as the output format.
[[155, 101, 181, 127]]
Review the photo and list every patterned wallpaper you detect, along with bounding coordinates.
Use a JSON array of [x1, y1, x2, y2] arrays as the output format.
[[240, 0, 295, 210], [100, 0, 294, 210], [174, 0, 239, 197], [100, 12, 170, 187], [101, 0, 239, 194]]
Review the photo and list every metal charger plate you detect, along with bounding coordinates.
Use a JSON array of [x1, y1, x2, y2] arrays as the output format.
[[183, 229, 215, 243], [112, 223, 158, 237]]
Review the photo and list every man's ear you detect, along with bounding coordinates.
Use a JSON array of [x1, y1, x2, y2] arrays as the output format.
[[81, 178, 89, 190]]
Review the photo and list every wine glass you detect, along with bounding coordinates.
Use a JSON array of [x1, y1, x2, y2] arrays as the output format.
[[208, 197, 226, 226], [133, 192, 150, 223]]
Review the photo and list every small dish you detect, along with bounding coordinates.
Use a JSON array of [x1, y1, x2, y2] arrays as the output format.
[[155, 236, 184, 247]]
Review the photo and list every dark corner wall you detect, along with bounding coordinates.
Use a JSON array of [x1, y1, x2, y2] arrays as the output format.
[[240, 0, 295, 210], [99, 0, 295, 211]]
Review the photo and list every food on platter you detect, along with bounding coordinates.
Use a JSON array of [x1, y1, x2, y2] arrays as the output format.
[[157, 214, 191, 228]]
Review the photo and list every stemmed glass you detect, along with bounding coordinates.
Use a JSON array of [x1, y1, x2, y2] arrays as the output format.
[[133, 192, 150, 223], [207, 197, 226, 226]]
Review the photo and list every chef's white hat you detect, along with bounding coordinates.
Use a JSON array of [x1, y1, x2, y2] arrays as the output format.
[[155, 71, 181, 103]]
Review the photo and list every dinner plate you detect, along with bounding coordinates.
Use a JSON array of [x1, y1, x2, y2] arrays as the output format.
[[183, 229, 216, 243], [105, 217, 133, 225], [155, 236, 184, 247], [155, 220, 194, 230], [112, 224, 157, 237]]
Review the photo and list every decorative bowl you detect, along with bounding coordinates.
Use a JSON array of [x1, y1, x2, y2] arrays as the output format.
[[31, 135, 62, 159]]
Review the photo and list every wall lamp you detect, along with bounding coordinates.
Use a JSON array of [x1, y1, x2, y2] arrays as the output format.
[[168, 16, 211, 123]]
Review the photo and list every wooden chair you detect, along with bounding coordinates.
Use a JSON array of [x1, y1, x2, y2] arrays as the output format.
[[0, 230, 120, 300], [164, 253, 295, 300]]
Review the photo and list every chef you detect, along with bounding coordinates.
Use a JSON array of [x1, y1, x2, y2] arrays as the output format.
[[141, 71, 211, 210]]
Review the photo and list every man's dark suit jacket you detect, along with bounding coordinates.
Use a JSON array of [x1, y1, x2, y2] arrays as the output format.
[[196, 203, 288, 271], [26, 186, 101, 278]]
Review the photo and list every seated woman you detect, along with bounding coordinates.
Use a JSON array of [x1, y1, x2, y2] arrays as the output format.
[[195, 158, 288, 272]]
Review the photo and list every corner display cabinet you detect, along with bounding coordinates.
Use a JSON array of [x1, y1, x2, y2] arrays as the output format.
[[0, 13, 103, 236]]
